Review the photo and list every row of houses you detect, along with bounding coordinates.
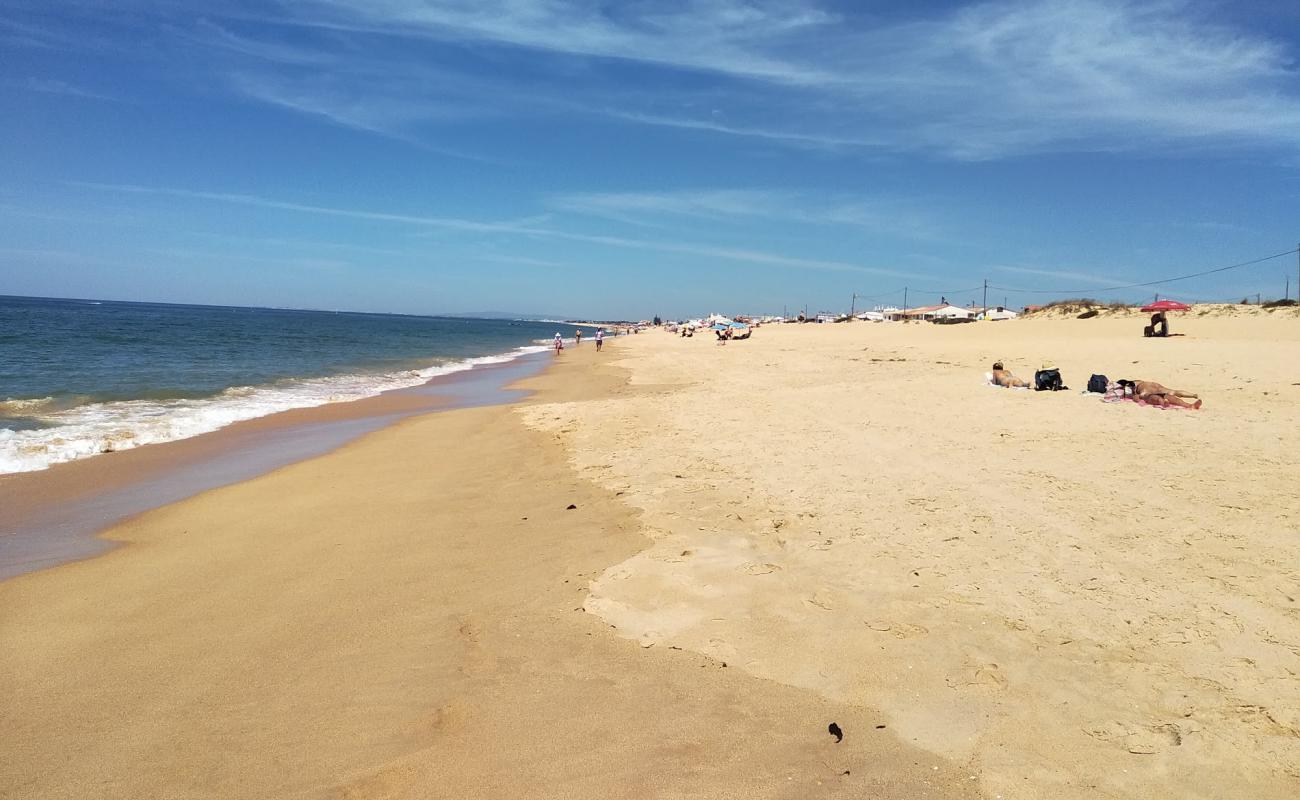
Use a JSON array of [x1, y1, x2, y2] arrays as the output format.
[[873, 303, 1020, 322]]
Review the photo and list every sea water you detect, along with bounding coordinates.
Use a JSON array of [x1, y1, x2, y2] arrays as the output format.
[[0, 295, 567, 474]]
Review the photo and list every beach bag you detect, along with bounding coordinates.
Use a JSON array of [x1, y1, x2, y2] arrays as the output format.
[[1034, 368, 1065, 391], [1087, 374, 1109, 394]]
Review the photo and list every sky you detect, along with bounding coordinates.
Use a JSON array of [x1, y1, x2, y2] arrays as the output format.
[[3, 0, 1300, 319]]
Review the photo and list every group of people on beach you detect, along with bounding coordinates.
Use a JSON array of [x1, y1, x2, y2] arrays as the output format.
[[991, 362, 1201, 409], [554, 328, 603, 354]]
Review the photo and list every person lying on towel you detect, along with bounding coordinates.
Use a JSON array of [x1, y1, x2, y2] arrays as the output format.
[[991, 361, 1030, 388], [1118, 379, 1201, 409]]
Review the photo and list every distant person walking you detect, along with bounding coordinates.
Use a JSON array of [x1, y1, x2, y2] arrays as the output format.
[[574, 328, 583, 346], [553, 332, 564, 353], [595, 328, 604, 352]]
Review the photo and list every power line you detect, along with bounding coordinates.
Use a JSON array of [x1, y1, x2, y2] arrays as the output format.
[[849, 287, 907, 302], [988, 247, 1299, 296], [853, 285, 983, 301], [908, 285, 983, 297]]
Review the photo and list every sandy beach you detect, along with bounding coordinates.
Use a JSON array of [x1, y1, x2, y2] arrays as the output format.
[[524, 311, 1300, 799], [0, 339, 975, 800], [4, 312, 1299, 798]]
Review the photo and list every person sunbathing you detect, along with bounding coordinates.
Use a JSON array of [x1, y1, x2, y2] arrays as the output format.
[[991, 361, 1029, 388], [1128, 380, 1202, 409]]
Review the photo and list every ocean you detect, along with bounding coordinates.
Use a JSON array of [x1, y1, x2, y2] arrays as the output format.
[[0, 295, 569, 474]]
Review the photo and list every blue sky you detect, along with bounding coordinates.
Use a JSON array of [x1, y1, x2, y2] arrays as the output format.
[[3, 0, 1300, 318]]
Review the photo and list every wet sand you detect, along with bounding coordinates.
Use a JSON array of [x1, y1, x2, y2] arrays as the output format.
[[0, 353, 547, 580], [0, 339, 977, 800]]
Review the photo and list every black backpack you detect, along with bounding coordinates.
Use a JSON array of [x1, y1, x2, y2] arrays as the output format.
[[1087, 374, 1109, 394], [1034, 368, 1066, 391]]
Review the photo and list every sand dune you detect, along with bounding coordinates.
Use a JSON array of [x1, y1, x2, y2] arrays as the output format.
[[521, 316, 1300, 799]]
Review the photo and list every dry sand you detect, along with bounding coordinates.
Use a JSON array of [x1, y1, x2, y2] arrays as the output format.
[[0, 342, 977, 800], [521, 314, 1300, 799]]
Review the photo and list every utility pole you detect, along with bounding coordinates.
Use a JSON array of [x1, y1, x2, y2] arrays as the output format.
[[850, 293, 857, 317], [982, 278, 988, 318], [903, 287, 908, 313]]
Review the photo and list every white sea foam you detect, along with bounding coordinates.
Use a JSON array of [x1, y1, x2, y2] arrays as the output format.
[[0, 345, 549, 475]]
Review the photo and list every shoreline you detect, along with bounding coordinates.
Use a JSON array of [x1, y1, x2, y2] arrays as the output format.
[[0, 350, 552, 581], [0, 335, 975, 800]]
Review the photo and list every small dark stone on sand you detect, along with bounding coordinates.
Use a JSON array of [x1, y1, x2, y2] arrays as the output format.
[[828, 722, 843, 742], [842, 770, 851, 776], [566, 504, 577, 510], [875, 724, 886, 729]]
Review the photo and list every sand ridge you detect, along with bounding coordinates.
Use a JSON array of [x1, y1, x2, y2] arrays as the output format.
[[519, 316, 1300, 799]]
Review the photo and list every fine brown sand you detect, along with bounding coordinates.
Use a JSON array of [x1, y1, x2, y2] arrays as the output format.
[[0, 341, 978, 800], [521, 315, 1300, 799]]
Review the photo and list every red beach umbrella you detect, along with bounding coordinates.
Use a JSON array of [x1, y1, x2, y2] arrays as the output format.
[[1140, 299, 1191, 313]]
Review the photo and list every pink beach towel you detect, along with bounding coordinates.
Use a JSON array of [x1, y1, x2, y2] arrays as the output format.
[[1101, 388, 1194, 411]]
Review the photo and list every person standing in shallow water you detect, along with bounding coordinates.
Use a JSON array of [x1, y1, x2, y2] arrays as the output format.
[[553, 332, 564, 353], [595, 328, 604, 352]]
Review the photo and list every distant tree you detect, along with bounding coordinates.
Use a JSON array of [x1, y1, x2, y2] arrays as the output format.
[[653, 315, 662, 325], [1241, 297, 1250, 305]]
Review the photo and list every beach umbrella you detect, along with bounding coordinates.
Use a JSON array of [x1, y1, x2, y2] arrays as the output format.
[[1140, 300, 1190, 312]]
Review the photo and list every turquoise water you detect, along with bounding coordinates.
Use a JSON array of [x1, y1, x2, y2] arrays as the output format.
[[0, 295, 570, 473]]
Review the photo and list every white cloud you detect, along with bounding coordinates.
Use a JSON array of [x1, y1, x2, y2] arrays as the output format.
[[211, 0, 1300, 160]]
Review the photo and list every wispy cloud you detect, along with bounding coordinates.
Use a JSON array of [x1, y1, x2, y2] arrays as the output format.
[[185, 19, 335, 66], [550, 189, 942, 240], [11, 2, 1300, 160], [281, 0, 839, 86], [72, 181, 915, 278], [600, 109, 891, 151], [994, 264, 1127, 286], [0, 246, 129, 268], [143, 246, 350, 273], [474, 253, 572, 269], [227, 72, 502, 161], [13, 77, 117, 101], [205, 0, 1300, 160]]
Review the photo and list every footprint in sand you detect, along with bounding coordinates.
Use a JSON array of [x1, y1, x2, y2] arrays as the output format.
[[1083, 721, 1186, 754], [741, 562, 781, 575], [945, 662, 1007, 694], [805, 592, 835, 611], [656, 548, 696, 563], [865, 620, 929, 638]]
